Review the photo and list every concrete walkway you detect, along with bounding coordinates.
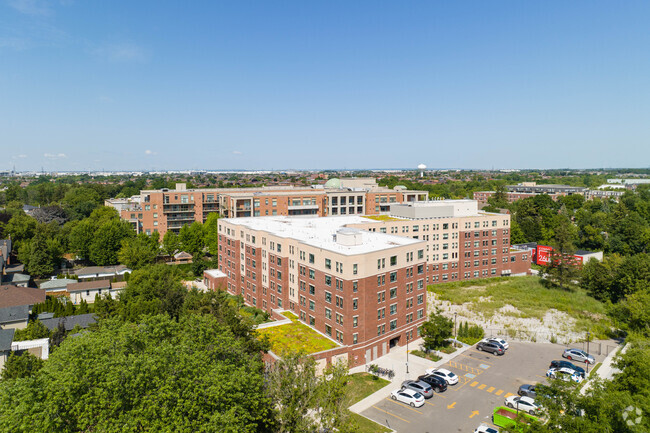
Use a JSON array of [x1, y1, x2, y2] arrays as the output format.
[[581, 341, 627, 395], [349, 338, 473, 414]]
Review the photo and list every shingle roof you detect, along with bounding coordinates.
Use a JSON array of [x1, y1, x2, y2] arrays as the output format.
[[40, 278, 78, 290], [67, 279, 112, 292], [0, 285, 46, 308], [0, 305, 29, 325], [73, 265, 130, 278], [0, 328, 15, 352], [1, 273, 31, 284], [40, 313, 97, 332]]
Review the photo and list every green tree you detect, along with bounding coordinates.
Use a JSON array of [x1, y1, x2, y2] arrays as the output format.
[[203, 213, 220, 255], [162, 230, 181, 257], [179, 222, 205, 256], [542, 215, 580, 289], [0, 315, 274, 433], [1, 352, 44, 380], [13, 320, 52, 341], [118, 233, 159, 269], [420, 308, 454, 351], [68, 219, 95, 260], [61, 187, 102, 220], [119, 265, 187, 321], [89, 219, 134, 265]]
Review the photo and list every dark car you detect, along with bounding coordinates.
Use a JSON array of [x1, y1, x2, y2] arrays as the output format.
[[476, 340, 505, 355], [518, 384, 537, 398], [417, 374, 448, 393], [550, 360, 586, 378]]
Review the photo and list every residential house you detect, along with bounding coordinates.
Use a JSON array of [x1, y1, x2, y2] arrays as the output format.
[[0, 305, 29, 330], [0, 285, 46, 309], [0, 328, 15, 370], [39, 278, 78, 296], [66, 280, 122, 304], [40, 313, 97, 332], [72, 265, 131, 281]]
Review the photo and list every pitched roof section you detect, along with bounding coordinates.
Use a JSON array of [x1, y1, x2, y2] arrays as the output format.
[[0, 328, 15, 351], [0, 285, 46, 309], [73, 265, 130, 278], [0, 305, 29, 324], [40, 313, 97, 332], [67, 279, 112, 292], [40, 278, 78, 290]]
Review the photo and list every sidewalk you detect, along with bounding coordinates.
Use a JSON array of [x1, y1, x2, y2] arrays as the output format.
[[580, 341, 627, 395], [349, 338, 473, 414]]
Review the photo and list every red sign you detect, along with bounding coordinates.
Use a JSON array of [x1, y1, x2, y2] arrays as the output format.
[[536, 245, 553, 265]]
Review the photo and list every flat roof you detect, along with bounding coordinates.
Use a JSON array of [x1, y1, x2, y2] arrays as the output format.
[[205, 269, 227, 278], [223, 216, 423, 255]]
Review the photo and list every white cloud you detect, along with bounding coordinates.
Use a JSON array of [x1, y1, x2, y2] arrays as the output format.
[[8, 0, 50, 15], [145, 150, 157, 156], [11, 154, 27, 159], [95, 43, 149, 63], [232, 150, 242, 155], [44, 152, 67, 159]]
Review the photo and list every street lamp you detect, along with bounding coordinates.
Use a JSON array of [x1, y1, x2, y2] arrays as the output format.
[[406, 331, 410, 374], [454, 312, 458, 339], [586, 331, 591, 373]]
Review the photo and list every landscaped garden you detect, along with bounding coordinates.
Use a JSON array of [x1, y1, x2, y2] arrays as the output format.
[[345, 373, 391, 433], [255, 312, 339, 356]]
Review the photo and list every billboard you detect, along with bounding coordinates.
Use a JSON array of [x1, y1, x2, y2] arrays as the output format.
[[536, 245, 553, 265]]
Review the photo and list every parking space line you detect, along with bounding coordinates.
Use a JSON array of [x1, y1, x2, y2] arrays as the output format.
[[385, 398, 424, 414], [486, 386, 495, 393], [495, 389, 504, 396], [425, 400, 435, 407], [470, 381, 479, 387], [504, 392, 515, 398], [478, 384, 487, 390], [460, 352, 494, 365], [536, 375, 548, 380], [372, 405, 410, 423]]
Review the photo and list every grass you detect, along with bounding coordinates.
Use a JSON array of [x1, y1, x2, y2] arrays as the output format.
[[429, 276, 611, 335], [345, 373, 392, 433], [410, 349, 442, 362], [255, 312, 338, 356], [588, 362, 602, 377], [362, 214, 400, 221]]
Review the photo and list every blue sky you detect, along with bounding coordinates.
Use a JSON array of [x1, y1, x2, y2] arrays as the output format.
[[2, 1, 650, 172]]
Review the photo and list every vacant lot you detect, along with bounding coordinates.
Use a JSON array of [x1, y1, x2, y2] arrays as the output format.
[[428, 276, 611, 342]]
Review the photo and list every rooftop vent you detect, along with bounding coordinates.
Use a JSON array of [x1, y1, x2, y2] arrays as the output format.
[[335, 228, 363, 246]]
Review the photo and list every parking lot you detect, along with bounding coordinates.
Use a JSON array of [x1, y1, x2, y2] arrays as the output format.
[[360, 341, 607, 433]]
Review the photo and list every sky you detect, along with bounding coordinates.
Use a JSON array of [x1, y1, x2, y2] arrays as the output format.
[[1, 1, 650, 172]]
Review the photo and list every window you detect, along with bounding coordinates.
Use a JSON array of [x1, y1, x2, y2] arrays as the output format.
[[353, 333, 358, 344], [309, 284, 315, 295], [325, 275, 332, 286], [309, 300, 315, 310], [390, 304, 397, 315], [309, 316, 315, 326], [390, 319, 397, 331], [325, 308, 332, 319], [325, 325, 332, 336], [390, 272, 397, 282], [325, 291, 332, 303], [325, 258, 331, 269], [390, 256, 397, 266], [390, 287, 397, 299], [353, 264, 358, 275], [309, 254, 314, 264], [417, 294, 424, 304], [353, 281, 358, 292], [309, 269, 315, 279]]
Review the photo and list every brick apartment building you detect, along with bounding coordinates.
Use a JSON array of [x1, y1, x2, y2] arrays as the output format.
[[110, 178, 427, 236], [472, 182, 617, 205], [217, 200, 530, 366]]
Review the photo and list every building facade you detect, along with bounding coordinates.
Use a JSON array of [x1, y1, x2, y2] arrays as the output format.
[[111, 178, 428, 236]]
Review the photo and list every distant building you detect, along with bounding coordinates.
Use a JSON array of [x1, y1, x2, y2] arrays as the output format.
[[474, 182, 623, 204], [0, 328, 15, 370], [110, 179, 428, 237], [203, 269, 227, 291], [66, 280, 122, 304]]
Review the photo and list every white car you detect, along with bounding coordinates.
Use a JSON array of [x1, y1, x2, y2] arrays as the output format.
[[474, 424, 499, 433], [546, 367, 584, 383], [486, 337, 509, 350], [424, 368, 459, 385], [390, 388, 425, 407], [504, 395, 540, 415]]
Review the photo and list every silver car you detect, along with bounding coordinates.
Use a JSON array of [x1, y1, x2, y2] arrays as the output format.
[[401, 380, 434, 399], [563, 348, 595, 364]]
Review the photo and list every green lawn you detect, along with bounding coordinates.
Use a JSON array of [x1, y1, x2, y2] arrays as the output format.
[[429, 276, 611, 335], [256, 312, 338, 356], [345, 373, 392, 433], [361, 214, 400, 221]]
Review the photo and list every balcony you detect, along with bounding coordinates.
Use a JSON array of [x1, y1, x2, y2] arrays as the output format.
[[163, 204, 195, 213]]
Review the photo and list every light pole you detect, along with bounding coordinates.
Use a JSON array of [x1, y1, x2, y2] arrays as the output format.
[[406, 331, 410, 374], [586, 331, 591, 373], [454, 312, 458, 339]]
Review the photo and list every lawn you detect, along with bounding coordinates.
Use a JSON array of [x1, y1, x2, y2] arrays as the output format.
[[429, 276, 611, 335], [345, 373, 392, 433], [255, 312, 339, 356], [362, 214, 400, 221]]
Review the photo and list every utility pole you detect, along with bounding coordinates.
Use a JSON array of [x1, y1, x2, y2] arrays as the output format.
[[406, 331, 410, 374]]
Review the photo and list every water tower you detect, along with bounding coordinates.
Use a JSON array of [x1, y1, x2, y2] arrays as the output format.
[[418, 163, 427, 178]]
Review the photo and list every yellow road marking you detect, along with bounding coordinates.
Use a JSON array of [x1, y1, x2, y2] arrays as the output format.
[[486, 387, 495, 393], [469, 410, 480, 418], [460, 352, 494, 365], [478, 384, 487, 390], [495, 389, 504, 396], [385, 398, 423, 414], [372, 405, 410, 423], [470, 381, 479, 387], [435, 392, 447, 399], [425, 400, 436, 407], [504, 392, 515, 398], [447, 401, 457, 409]]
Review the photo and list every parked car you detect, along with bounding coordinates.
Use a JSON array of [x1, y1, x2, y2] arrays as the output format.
[[486, 337, 509, 350], [474, 423, 499, 433], [546, 367, 584, 383], [549, 360, 586, 378], [504, 395, 541, 415], [401, 380, 434, 398], [424, 368, 459, 385], [390, 388, 425, 407], [562, 348, 595, 364], [477, 340, 505, 355], [417, 374, 448, 392], [517, 384, 537, 398]]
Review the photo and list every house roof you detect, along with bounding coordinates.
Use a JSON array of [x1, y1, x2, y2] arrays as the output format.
[[204, 269, 227, 279], [67, 279, 112, 292], [174, 251, 193, 260], [40, 278, 78, 290], [40, 313, 97, 332], [1, 273, 31, 284], [0, 305, 29, 325], [0, 285, 46, 308], [73, 265, 130, 278], [0, 328, 15, 352], [111, 281, 127, 289]]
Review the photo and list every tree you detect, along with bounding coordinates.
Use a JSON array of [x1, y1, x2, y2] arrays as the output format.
[[420, 308, 454, 351], [162, 230, 181, 257], [1, 352, 44, 380], [542, 215, 580, 289], [22, 227, 55, 277], [61, 187, 102, 220], [13, 320, 52, 341], [31, 205, 68, 225], [179, 222, 205, 256], [203, 213, 220, 255], [89, 219, 134, 265], [68, 219, 95, 260], [118, 265, 187, 321], [118, 233, 159, 269], [0, 315, 274, 433]]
